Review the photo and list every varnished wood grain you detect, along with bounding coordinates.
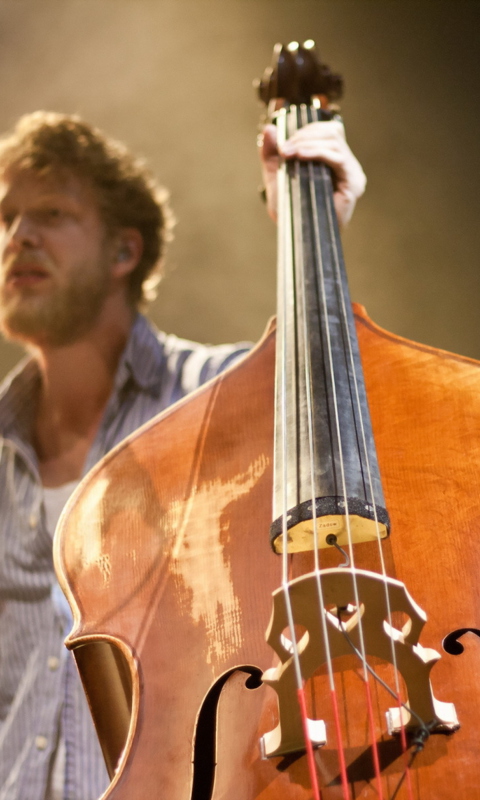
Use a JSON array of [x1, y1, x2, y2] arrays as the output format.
[[54, 308, 480, 799]]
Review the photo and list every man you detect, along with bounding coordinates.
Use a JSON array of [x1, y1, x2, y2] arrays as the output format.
[[0, 111, 365, 799]]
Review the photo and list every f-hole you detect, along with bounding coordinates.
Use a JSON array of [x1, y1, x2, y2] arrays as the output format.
[[73, 641, 133, 779], [443, 628, 480, 655], [191, 667, 263, 800]]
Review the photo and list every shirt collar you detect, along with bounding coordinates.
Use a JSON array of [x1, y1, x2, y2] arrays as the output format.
[[112, 313, 166, 395], [0, 313, 166, 441], [0, 355, 40, 442]]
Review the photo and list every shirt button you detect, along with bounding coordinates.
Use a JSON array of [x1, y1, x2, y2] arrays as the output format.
[[35, 735, 48, 751], [47, 656, 60, 671], [28, 513, 38, 529]]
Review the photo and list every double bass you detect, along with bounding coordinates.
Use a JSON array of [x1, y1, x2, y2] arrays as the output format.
[[55, 42, 480, 799]]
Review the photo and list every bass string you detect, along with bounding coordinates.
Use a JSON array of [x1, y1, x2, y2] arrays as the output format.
[[309, 104, 416, 798], [276, 104, 352, 800], [277, 101, 358, 800], [301, 101, 388, 797], [294, 98, 383, 797], [289, 103, 351, 800], [276, 105, 323, 800], [316, 144, 414, 791]]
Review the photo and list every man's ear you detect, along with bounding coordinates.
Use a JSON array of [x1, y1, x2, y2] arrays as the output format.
[[110, 228, 144, 278]]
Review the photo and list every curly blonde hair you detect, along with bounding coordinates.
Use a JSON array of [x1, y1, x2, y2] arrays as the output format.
[[0, 111, 175, 306]]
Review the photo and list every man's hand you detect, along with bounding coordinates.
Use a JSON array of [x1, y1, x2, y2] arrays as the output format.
[[259, 120, 366, 228]]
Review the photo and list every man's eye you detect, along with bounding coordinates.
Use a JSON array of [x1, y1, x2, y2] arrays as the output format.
[[34, 208, 63, 224]]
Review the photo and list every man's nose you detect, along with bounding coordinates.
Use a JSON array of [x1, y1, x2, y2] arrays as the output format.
[[5, 214, 41, 251]]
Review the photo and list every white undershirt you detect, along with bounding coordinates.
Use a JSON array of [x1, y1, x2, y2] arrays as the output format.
[[43, 481, 79, 800], [43, 481, 80, 538]]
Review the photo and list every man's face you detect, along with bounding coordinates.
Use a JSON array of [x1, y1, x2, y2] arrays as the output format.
[[0, 167, 114, 347]]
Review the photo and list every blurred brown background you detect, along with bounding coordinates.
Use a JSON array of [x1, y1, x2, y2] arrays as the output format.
[[0, 0, 478, 378]]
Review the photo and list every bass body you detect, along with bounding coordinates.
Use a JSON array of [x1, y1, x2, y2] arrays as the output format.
[[54, 304, 480, 799]]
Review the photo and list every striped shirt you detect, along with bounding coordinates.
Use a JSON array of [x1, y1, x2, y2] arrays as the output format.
[[0, 313, 250, 800]]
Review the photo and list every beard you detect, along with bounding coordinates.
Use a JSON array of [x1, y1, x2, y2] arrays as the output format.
[[0, 255, 111, 348]]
